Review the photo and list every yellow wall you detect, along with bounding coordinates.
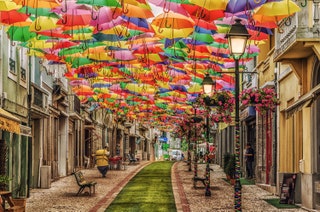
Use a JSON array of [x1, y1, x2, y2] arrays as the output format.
[[279, 66, 300, 111], [302, 107, 311, 173]]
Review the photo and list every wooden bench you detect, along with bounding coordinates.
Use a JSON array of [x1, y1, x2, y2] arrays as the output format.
[[193, 177, 206, 188], [0, 191, 25, 212], [127, 154, 137, 164], [72, 171, 97, 196], [193, 168, 214, 188]]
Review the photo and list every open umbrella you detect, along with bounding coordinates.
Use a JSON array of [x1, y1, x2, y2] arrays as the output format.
[[151, 11, 195, 38], [0, 10, 30, 25], [13, 0, 59, 8], [226, 0, 267, 14], [253, 0, 300, 24], [29, 16, 58, 31], [113, 4, 154, 19], [0, 0, 20, 11], [76, 0, 121, 7], [189, 0, 228, 10], [7, 24, 37, 42]]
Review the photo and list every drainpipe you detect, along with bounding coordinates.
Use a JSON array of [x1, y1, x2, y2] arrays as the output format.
[[273, 63, 278, 186], [27, 56, 32, 197]]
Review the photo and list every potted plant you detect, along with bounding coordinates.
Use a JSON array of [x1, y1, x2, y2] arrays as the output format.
[[223, 153, 232, 178], [225, 154, 236, 184], [0, 175, 10, 191]]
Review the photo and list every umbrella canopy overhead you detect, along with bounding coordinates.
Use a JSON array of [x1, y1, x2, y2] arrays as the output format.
[[0, 0, 301, 130]]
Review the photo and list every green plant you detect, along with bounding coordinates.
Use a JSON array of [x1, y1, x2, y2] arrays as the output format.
[[0, 175, 11, 191], [223, 153, 232, 173], [225, 154, 236, 179]]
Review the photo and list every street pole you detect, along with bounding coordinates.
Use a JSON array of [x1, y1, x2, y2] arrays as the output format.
[[234, 57, 241, 210], [205, 113, 211, 196], [227, 19, 250, 211]]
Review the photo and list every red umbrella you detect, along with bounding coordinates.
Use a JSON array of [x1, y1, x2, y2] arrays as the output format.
[[52, 40, 80, 50], [182, 4, 225, 22], [0, 10, 29, 25]]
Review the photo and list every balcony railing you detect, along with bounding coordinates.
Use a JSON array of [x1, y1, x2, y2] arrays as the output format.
[[68, 95, 81, 115], [274, 1, 320, 59]]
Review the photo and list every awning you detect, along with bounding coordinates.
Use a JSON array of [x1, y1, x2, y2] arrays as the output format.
[[285, 87, 320, 119], [0, 108, 20, 134]]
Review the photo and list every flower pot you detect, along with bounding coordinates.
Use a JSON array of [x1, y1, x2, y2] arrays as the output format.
[[229, 178, 236, 185], [13, 198, 26, 207]]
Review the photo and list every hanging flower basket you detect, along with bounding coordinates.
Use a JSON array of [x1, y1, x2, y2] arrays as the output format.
[[240, 87, 279, 114], [195, 90, 235, 123]]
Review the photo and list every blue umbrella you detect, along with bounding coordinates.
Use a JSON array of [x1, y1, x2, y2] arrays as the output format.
[[121, 15, 149, 29]]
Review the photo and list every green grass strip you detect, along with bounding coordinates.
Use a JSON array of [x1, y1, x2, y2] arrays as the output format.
[[264, 198, 300, 209], [105, 161, 176, 212], [240, 178, 255, 185]]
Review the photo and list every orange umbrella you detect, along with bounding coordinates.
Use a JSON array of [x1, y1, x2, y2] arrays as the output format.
[[151, 11, 195, 38], [152, 11, 195, 30], [113, 4, 154, 19], [13, 0, 59, 8]]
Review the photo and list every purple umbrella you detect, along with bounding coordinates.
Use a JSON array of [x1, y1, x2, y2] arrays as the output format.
[[226, 0, 267, 14]]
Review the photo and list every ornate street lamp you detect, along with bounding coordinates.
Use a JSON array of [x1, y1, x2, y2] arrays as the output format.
[[227, 19, 250, 211], [202, 73, 215, 94], [201, 73, 215, 197]]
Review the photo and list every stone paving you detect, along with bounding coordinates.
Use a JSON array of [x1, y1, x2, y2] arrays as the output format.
[[25, 161, 309, 212]]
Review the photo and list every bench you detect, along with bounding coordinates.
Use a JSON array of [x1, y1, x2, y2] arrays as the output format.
[[0, 191, 25, 212], [72, 171, 97, 196], [127, 154, 137, 164], [193, 168, 214, 188], [193, 177, 206, 188]]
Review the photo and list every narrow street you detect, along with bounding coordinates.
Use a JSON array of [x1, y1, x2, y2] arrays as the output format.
[[25, 161, 306, 212]]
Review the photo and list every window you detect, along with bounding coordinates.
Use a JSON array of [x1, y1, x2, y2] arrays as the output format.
[[9, 45, 16, 74], [21, 67, 26, 81]]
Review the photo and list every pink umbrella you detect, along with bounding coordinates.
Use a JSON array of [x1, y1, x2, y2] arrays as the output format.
[[114, 50, 136, 61], [149, 0, 189, 16], [92, 16, 124, 32], [90, 6, 116, 27]]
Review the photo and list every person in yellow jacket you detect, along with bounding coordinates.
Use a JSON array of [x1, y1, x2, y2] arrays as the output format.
[[95, 145, 110, 178]]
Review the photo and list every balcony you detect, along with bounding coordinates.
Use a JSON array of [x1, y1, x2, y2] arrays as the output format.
[[30, 84, 49, 118], [68, 95, 81, 119], [274, 1, 320, 61]]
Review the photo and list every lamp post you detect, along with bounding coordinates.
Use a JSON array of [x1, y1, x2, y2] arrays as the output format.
[[202, 73, 215, 197], [227, 19, 251, 211]]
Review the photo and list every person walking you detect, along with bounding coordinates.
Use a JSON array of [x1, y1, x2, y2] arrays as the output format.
[[245, 143, 254, 179], [95, 145, 110, 178]]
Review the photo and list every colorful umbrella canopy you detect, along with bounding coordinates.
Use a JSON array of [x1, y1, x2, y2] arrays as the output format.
[[0, 0, 301, 130]]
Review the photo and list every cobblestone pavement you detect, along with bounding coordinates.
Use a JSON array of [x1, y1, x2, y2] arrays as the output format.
[[25, 161, 309, 212]]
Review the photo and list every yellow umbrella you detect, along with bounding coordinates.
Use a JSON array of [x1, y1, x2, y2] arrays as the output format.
[[88, 53, 113, 61], [71, 33, 92, 41], [253, 0, 300, 22], [0, 0, 20, 11], [29, 16, 58, 32], [27, 39, 54, 49], [187, 84, 202, 93], [152, 26, 194, 39], [189, 0, 228, 10]]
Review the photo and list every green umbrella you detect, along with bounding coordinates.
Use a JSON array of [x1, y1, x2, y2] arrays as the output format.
[[18, 6, 60, 19], [65, 57, 93, 68], [7, 25, 37, 42], [193, 32, 214, 43], [76, 0, 121, 7]]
